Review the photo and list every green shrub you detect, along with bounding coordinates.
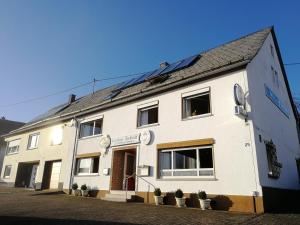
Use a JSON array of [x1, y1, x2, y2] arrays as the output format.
[[81, 184, 87, 191], [198, 191, 207, 200], [154, 188, 161, 196], [72, 183, 78, 190], [175, 189, 184, 198]]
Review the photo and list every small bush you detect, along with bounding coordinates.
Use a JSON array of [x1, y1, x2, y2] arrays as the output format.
[[81, 184, 87, 191], [72, 183, 78, 190], [175, 189, 184, 198], [198, 191, 207, 200], [154, 188, 161, 196]]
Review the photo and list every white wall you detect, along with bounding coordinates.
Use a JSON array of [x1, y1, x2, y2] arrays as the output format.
[[73, 69, 261, 197], [247, 33, 300, 190]]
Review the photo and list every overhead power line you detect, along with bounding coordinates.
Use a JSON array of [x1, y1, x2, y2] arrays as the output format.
[[284, 62, 300, 66], [0, 72, 144, 108]]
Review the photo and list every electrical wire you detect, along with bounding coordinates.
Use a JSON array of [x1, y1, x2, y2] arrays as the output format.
[[0, 72, 144, 108], [284, 62, 300, 66]]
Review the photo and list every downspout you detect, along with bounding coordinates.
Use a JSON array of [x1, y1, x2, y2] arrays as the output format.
[[68, 117, 80, 193]]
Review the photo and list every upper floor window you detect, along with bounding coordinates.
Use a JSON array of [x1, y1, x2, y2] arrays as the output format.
[[75, 156, 99, 175], [158, 146, 214, 178], [270, 44, 274, 58], [182, 88, 211, 119], [3, 165, 12, 178], [271, 67, 279, 88], [137, 103, 159, 127], [265, 140, 282, 179], [79, 119, 102, 138], [51, 126, 63, 145], [27, 133, 39, 150], [6, 139, 20, 155]]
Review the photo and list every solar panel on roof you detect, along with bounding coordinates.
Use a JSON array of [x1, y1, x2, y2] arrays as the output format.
[[29, 103, 69, 123]]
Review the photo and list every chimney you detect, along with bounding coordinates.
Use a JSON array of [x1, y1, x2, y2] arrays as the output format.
[[160, 61, 169, 69], [68, 94, 76, 104]]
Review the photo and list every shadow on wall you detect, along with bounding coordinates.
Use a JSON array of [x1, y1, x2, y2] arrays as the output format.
[[0, 216, 136, 225]]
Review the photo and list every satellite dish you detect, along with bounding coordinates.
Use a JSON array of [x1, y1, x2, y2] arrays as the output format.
[[234, 84, 245, 106]]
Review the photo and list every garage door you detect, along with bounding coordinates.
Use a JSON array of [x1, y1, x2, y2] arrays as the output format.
[[49, 161, 61, 189]]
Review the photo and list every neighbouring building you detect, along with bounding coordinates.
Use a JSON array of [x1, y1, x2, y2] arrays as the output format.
[[2, 27, 300, 213], [0, 117, 24, 183]]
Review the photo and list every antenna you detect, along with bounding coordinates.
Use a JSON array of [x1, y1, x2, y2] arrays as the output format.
[[92, 78, 96, 94]]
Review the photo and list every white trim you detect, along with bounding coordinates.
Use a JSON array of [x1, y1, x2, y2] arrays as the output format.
[[80, 114, 104, 123], [137, 100, 159, 109], [181, 87, 210, 98]]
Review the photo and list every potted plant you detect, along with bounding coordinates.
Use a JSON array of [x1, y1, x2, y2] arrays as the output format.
[[175, 189, 186, 207], [72, 183, 81, 196], [153, 188, 164, 205], [81, 184, 89, 197], [198, 191, 211, 210]]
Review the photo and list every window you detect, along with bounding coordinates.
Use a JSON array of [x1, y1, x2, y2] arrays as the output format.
[[270, 44, 274, 58], [271, 67, 279, 88], [159, 146, 214, 178], [79, 119, 103, 138], [182, 91, 210, 118], [51, 126, 63, 145], [6, 139, 20, 155], [3, 165, 12, 178], [265, 141, 282, 179], [137, 105, 158, 127], [75, 156, 99, 175], [27, 133, 39, 149], [296, 158, 300, 183]]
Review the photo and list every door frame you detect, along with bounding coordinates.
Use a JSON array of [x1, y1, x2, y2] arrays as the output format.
[[109, 145, 138, 191]]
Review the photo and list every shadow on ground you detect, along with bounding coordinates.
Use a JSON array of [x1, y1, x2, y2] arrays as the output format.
[[31, 191, 66, 196], [0, 216, 138, 225]]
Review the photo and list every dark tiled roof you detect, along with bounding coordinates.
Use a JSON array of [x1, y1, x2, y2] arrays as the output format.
[[0, 119, 25, 141], [9, 27, 272, 135]]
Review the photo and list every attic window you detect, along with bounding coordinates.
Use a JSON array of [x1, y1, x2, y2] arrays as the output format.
[[270, 45, 274, 58]]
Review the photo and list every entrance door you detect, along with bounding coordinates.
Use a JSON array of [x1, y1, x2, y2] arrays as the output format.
[[123, 153, 136, 190], [49, 161, 61, 189], [29, 164, 38, 188]]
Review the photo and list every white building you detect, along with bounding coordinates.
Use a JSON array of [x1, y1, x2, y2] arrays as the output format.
[[2, 27, 300, 213]]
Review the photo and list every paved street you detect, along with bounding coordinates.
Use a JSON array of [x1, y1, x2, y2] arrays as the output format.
[[0, 188, 299, 225]]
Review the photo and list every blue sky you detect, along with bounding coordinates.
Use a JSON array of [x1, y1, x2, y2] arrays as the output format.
[[0, 0, 299, 122]]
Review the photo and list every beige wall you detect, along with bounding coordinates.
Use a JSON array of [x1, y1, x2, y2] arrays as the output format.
[[1, 122, 75, 188]]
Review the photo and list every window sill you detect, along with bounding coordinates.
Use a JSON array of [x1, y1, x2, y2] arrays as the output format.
[[156, 177, 217, 181], [137, 123, 159, 129], [75, 173, 100, 177], [182, 113, 213, 121], [50, 143, 63, 146], [27, 147, 38, 150], [78, 134, 102, 141], [6, 152, 19, 156]]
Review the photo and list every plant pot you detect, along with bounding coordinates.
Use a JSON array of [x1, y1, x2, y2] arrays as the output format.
[[81, 190, 89, 197], [154, 195, 164, 205], [199, 199, 211, 210], [175, 197, 186, 207], [74, 189, 81, 196]]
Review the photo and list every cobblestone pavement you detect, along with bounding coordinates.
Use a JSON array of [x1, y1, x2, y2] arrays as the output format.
[[0, 188, 299, 225]]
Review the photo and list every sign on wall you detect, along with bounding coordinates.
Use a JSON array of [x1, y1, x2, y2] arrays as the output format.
[[264, 84, 289, 118], [111, 134, 141, 147]]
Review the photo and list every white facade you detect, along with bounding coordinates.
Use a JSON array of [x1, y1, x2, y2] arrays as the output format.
[[1, 28, 299, 212]]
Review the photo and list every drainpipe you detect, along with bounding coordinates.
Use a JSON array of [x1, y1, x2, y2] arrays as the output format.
[[68, 117, 80, 193]]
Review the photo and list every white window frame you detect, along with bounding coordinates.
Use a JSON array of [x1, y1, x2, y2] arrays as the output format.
[[182, 87, 211, 119], [51, 126, 64, 146], [75, 157, 100, 175], [158, 146, 215, 179], [6, 139, 20, 155], [137, 103, 159, 127], [3, 165, 12, 178], [27, 133, 40, 150], [79, 118, 103, 139]]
